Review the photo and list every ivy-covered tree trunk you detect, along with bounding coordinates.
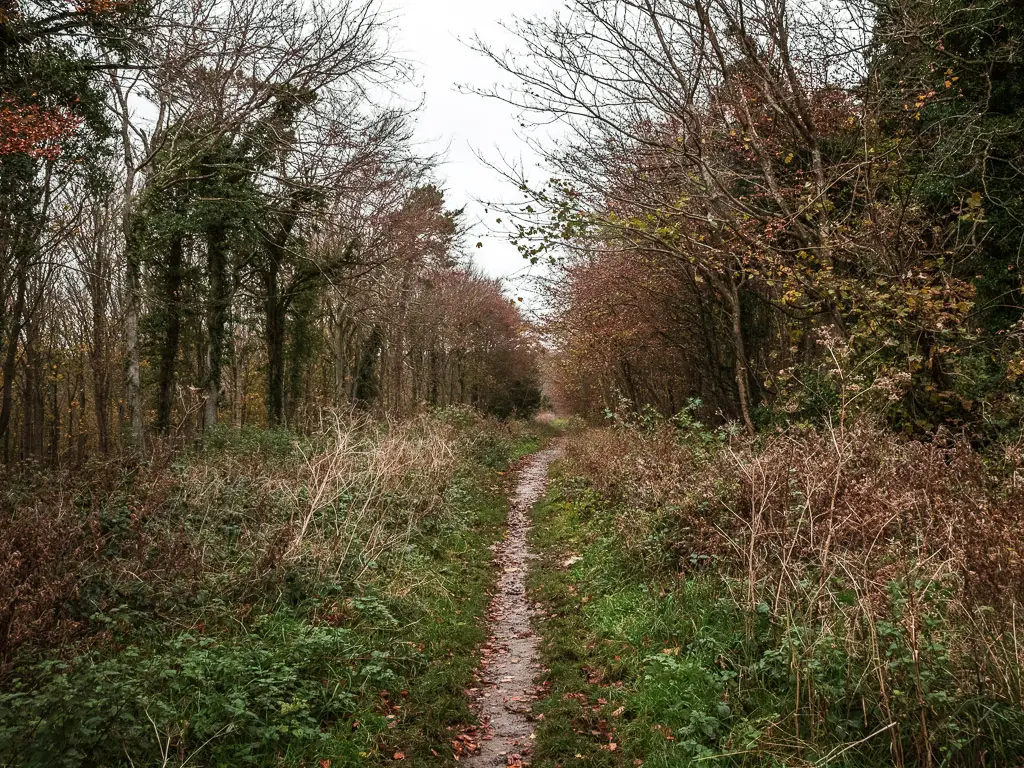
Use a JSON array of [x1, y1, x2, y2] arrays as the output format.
[[204, 224, 230, 429], [354, 327, 383, 408], [286, 288, 316, 425], [155, 236, 185, 434], [264, 255, 286, 427], [259, 206, 303, 428]]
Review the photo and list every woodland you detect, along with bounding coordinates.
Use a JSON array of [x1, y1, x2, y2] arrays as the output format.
[[0, 0, 541, 459], [3, 0, 1024, 766]]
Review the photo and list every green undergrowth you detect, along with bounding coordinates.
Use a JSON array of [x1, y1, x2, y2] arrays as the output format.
[[0, 414, 549, 767], [527, 471, 1024, 768]]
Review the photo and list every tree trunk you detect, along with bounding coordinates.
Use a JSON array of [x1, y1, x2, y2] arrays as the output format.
[[204, 224, 230, 429], [124, 218, 144, 447], [0, 258, 27, 452], [429, 345, 440, 405], [91, 298, 110, 455], [49, 365, 61, 464], [76, 357, 89, 462], [728, 279, 756, 436], [21, 318, 44, 460], [333, 301, 347, 403], [111, 71, 145, 449], [260, 215, 298, 428], [265, 271, 286, 427], [155, 236, 185, 434], [354, 327, 382, 409], [391, 264, 415, 414]]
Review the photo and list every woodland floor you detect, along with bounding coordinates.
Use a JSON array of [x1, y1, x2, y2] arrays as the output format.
[[6, 421, 1023, 766]]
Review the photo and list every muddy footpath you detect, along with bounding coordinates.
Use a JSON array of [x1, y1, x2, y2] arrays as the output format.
[[464, 445, 562, 767]]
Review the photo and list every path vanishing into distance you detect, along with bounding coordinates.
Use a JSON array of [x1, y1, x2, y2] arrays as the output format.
[[466, 444, 563, 767]]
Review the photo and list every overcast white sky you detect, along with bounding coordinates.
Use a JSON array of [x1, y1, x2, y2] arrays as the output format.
[[385, 0, 556, 292]]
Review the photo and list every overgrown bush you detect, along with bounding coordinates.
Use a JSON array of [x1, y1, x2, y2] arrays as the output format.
[[0, 616, 386, 767], [556, 418, 1024, 765]]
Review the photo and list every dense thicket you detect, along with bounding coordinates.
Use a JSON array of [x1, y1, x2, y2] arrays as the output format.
[[488, 0, 1024, 440], [0, 0, 541, 464], [534, 417, 1024, 766]]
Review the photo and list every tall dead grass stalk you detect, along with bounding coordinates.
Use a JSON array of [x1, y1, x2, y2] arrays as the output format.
[[285, 412, 459, 581]]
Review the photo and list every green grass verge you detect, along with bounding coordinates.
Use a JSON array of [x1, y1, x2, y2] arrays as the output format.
[[527, 483, 833, 767], [377, 430, 546, 764]]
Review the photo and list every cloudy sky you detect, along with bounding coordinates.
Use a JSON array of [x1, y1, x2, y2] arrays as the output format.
[[385, 0, 556, 291]]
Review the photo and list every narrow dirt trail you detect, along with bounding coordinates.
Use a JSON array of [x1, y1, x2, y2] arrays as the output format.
[[466, 444, 562, 767]]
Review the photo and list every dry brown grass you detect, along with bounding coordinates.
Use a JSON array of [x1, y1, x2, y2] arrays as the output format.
[[0, 412, 474, 670], [561, 419, 1024, 763], [284, 412, 460, 581], [566, 421, 1024, 605]]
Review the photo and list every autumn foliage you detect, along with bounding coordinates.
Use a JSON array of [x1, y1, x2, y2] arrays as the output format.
[[494, 0, 1023, 439], [0, 98, 79, 159]]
